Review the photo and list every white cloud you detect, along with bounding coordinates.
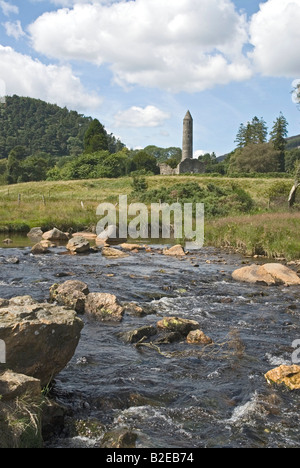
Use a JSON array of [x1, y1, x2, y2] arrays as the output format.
[[3, 20, 25, 40], [28, 0, 252, 92], [249, 0, 300, 77], [114, 106, 170, 128], [0, 45, 102, 111], [0, 0, 18, 16]]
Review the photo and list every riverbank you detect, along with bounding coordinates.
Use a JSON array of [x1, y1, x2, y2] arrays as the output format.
[[0, 175, 299, 260]]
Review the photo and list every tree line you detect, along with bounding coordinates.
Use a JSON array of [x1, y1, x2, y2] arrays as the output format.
[[1, 95, 300, 184]]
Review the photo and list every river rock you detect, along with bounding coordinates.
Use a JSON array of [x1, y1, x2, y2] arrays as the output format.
[[186, 329, 213, 345], [0, 296, 84, 387], [85, 292, 125, 322], [163, 245, 186, 256], [120, 243, 144, 251], [101, 427, 137, 448], [118, 325, 157, 344], [27, 227, 43, 238], [42, 228, 69, 241], [97, 225, 127, 245], [31, 242, 50, 255], [157, 317, 200, 336], [102, 247, 129, 258], [232, 263, 300, 286], [0, 370, 43, 448], [0, 370, 41, 401], [49, 280, 89, 314], [265, 365, 300, 390], [2, 238, 12, 244], [72, 232, 97, 240], [66, 236, 90, 254]]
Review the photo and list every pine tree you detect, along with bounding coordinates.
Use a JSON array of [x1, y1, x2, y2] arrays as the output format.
[[235, 123, 247, 148], [235, 117, 268, 148], [84, 119, 108, 153], [270, 112, 288, 152], [251, 116, 268, 144], [270, 112, 288, 172]]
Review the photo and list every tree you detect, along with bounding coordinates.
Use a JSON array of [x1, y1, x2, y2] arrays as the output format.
[[234, 117, 268, 148], [229, 143, 281, 174], [132, 151, 159, 174], [270, 112, 288, 172], [6, 146, 28, 184], [251, 116, 268, 144], [235, 123, 247, 148], [84, 119, 108, 153]]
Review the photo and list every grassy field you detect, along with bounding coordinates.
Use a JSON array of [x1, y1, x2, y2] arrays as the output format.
[[0, 175, 299, 260]]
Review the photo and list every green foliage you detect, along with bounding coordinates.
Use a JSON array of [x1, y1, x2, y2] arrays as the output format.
[[235, 117, 268, 148], [270, 112, 288, 152], [84, 119, 108, 153], [131, 150, 160, 174], [0, 95, 92, 158], [135, 181, 254, 218], [143, 146, 182, 163], [131, 175, 148, 193], [229, 143, 281, 174], [284, 148, 300, 173]]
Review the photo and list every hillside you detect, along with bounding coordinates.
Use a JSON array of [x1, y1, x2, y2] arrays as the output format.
[[0, 95, 123, 158], [286, 134, 300, 150]]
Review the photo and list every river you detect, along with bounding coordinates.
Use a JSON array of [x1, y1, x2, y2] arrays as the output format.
[[0, 239, 299, 448]]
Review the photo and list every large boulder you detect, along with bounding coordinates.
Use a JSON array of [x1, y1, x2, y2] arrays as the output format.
[[0, 296, 84, 387], [66, 236, 90, 254], [49, 280, 89, 314], [232, 263, 300, 286], [85, 293, 125, 322], [42, 228, 69, 242], [265, 365, 300, 390]]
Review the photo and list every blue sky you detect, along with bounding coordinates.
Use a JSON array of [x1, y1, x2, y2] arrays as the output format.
[[0, 0, 300, 156]]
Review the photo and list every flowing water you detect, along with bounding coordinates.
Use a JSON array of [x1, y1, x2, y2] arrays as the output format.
[[0, 240, 300, 448]]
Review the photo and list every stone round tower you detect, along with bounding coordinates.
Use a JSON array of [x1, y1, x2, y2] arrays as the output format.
[[182, 110, 193, 161]]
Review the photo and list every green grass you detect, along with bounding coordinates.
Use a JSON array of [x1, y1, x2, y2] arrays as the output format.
[[205, 212, 300, 260], [1, 175, 299, 260]]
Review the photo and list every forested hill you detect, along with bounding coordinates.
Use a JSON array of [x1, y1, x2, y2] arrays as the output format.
[[0, 95, 122, 158]]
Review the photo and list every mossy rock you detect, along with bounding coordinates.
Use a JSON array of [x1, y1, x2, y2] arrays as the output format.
[[157, 316, 199, 336]]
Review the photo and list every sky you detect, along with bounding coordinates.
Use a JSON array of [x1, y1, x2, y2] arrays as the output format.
[[0, 0, 300, 156]]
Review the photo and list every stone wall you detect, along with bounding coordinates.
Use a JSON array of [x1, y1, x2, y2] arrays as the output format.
[[159, 163, 178, 175], [177, 159, 206, 174], [159, 159, 206, 175]]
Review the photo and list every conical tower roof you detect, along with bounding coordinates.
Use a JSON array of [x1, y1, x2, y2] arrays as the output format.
[[184, 110, 192, 120]]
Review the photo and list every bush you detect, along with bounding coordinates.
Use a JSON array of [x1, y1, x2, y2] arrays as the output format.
[[229, 143, 281, 174], [134, 181, 254, 218]]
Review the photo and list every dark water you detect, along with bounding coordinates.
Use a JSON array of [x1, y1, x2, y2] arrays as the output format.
[[0, 242, 300, 448]]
